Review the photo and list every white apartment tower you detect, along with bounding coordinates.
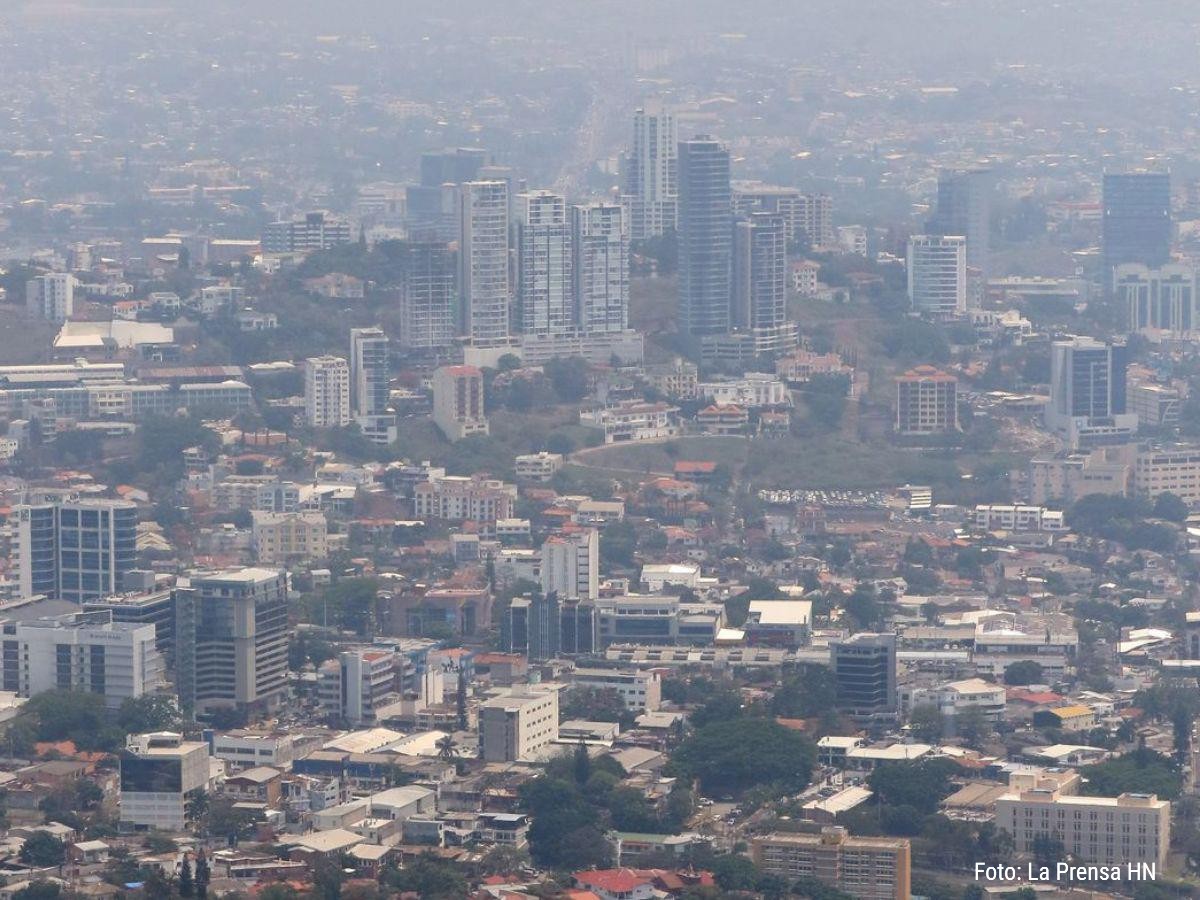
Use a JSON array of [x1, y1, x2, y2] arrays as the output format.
[[26, 273, 75, 323], [572, 202, 630, 334], [907, 235, 967, 317], [540, 529, 600, 601], [432, 365, 489, 442], [305, 355, 351, 428], [623, 100, 678, 240], [459, 180, 511, 346], [349, 327, 396, 444], [517, 191, 573, 336]]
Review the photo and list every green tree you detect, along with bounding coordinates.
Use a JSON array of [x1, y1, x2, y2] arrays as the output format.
[[868, 759, 958, 815], [1152, 492, 1189, 522], [117, 695, 182, 734], [14, 882, 61, 900], [909, 704, 944, 743], [179, 854, 194, 898], [382, 854, 468, 899], [19, 832, 65, 867], [668, 716, 814, 796], [1003, 661, 1044, 686]]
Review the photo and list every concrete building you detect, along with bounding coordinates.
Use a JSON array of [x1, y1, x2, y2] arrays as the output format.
[[317, 649, 404, 726], [26, 273, 75, 323], [517, 191, 573, 337], [1028, 449, 1132, 506], [413, 475, 515, 522], [572, 668, 661, 712], [731, 213, 795, 353], [907, 678, 1006, 722], [572, 202, 629, 335], [479, 690, 559, 763], [677, 136, 732, 336], [895, 366, 958, 435], [995, 788, 1169, 869], [459, 180, 511, 346], [432, 365, 488, 442], [832, 633, 898, 724], [579, 401, 680, 444], [262, 212, 352, 254], [251, 510, 328, 566], [84, 588, 176, 661], [907, 235, 966, 317], [174, 568, 289, 719], [349, 327, 396, 444], [973, 505, 1065, 533], [514, 451, 564, 482], [623, 99, 677, 241], [699, 373, 789, 408], [12, 498, 137, 603], [927, 169, 992, 281], [305, 356, 351, 429], [1135, 445, 1200, 505], [541, 529, 600, 601], [1, 611, 164, 708], [1046, 337, 1137, 448], [752, 828, 911, 900], [120, 732, 211, 831], [1117, 264, 1198, 335], [397, 242, 457, 351]]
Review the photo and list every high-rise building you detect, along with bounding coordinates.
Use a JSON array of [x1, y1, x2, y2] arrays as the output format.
[[927, 169, 992, 280], [623, 100, 678, 240], [540, 529, 600, 601], [84, 589, 176, 662], [1046, 336, 1138, 447], [120, 732, 211, 831], [459, 180, 511, 346], [397, 242, 457, 351], [1116, 264, 1198, 336], [732, 212, 796, 353], [831, 632, 898, 724], [1, 610, 164, 708], [572, 202, 629, 335], [349, 327, 396, 444], [1103, 173, 1171, 285], [304, 356, 351, 428], [174, 568, 289, 719], [26, 273, 75, 323], [516, 191, 573, 336], [731, 184, 834, 249], [262, 212, 352, 254], [907, 235, 966, 317], [752, 828, 911, 900], [317, 648, 405, 726], [678, 136, 732, 336], [431, 365, 488, 441], [12, 498, 137, 603], [895, 366, 959, 435]]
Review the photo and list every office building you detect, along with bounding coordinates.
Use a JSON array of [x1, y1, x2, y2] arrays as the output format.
[[479, 690, 559, 763], [305, 356, 351, 428], [251, 510, 328, 566], [174, 568, 289, 719], [540, 529, 600, 601], [431, 365, 488, 441], [459, 180, 511, 346], [572, 668, 661, 712], [397, 243, 457, 351], [12, 498, 137, 603], [1116, 264, 1198, 336], [262, 212, 352, 254], [831, 633, 898, 724], [349, 327, 396, 444], [1135, 445, 1200, 505], [1028, 449, 1132, 506], [1103, 173, 1171, 284], [407, 148, 487, 240], [996, 788, 1169, 869], [927, 169, 992, 280], [572, 202, 629, 335], [752, 828, 911, 900], [732, 212, 797, 353], [516, 191, 573, 337], [317, 648, 404, 726], [907, 235, 966, 317], [120, 732, 211, 831], [1045, 337, 1137, 447], [677, 136, 732, 336], [84, 588, 176, 661], [623, 100, 677, 240], [1, 611, 164, 708], [895, 366, 958, 435], [26, 273, 75, 323]]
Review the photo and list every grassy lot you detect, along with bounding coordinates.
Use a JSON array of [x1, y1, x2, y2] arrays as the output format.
[[572, 435, 751, 476]]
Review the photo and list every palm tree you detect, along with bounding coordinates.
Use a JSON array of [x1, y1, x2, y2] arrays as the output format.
[[436, 734, 460, 764]]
